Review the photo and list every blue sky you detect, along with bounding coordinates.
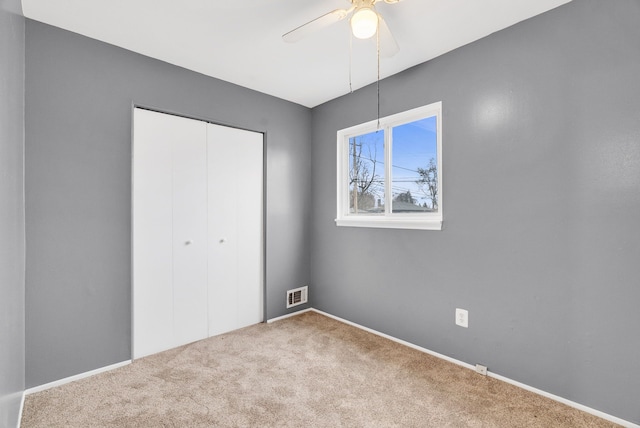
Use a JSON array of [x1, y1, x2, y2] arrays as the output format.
[[349, 116, 437, 208]]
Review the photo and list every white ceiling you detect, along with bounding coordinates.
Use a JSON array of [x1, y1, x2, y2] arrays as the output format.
[[21, 0, 571, 108]]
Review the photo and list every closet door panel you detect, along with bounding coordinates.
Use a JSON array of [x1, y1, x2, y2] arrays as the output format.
[[133, 109, 208, 358], [171, 123, 209, 346], [133, 108, 175, 358], [207, 124, 263, 336], [207, 124, 240, 336], [235, 131, 263, 328]]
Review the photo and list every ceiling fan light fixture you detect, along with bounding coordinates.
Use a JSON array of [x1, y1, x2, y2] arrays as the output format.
[[350, 7, 378, 39]]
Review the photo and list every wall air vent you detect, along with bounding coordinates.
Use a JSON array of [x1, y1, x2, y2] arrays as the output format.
[[286, 286, 308, 308]]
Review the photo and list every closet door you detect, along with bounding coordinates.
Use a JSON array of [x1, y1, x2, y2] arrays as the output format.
[[171, 124, 208, 346], [133, 108, 208, 359], [207, 124, 263, 336]]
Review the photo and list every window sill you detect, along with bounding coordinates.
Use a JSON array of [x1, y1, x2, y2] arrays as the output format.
[[335, 217, 443, 230]]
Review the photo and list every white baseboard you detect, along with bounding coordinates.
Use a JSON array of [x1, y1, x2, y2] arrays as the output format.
[[16, 391, 25, 428], [266, 308, 313, 323], [25, 360, 132, 395], [312, 308, 477, 371], [308, 308, 639, 428], [486, 371, 637, 428], [19, 311, 638, 428]]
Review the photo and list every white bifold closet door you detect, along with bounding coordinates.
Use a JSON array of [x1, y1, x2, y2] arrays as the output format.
[[133, 108, 263, 359], [207, 124, 264, 337]]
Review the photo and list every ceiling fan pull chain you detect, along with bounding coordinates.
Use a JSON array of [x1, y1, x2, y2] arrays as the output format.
[[349, 31, 354, 93], [376, 15, 381, 130]]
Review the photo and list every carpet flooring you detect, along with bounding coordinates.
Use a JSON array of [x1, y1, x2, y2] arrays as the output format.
[[22, 312, 619, 427]]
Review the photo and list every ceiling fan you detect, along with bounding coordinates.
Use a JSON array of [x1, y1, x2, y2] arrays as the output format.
[[282, 0, 401, 57]]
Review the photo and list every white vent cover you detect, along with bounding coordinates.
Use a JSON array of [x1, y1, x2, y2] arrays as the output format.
[[286, 286, 308, 308]]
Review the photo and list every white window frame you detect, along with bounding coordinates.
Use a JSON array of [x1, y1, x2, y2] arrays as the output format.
[[336, 101, 443, 230]]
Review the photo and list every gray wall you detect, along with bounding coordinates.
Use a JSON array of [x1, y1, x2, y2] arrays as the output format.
[[0, 0, 25, 426], [25, 20, 311, 388], [310, 0, 640, 424], [21, 0, 640, 424]]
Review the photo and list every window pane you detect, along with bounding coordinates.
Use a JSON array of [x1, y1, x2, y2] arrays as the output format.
[[348, 130, 385, 214], [391, 116, 438, 213]]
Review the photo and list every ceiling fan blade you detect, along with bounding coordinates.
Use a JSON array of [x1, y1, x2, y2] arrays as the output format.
[[377, 15, 399, 57], [283, 8, 352, 43]]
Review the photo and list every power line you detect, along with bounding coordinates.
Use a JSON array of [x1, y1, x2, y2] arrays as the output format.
[[351, 154, 434, 175]]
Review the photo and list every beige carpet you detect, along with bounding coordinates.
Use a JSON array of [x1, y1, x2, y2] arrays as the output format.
[[22, 312, 618, 427]]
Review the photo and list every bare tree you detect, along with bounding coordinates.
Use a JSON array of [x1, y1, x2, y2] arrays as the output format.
[[416, 158, 438, 210], [349, 137, 380, 212]]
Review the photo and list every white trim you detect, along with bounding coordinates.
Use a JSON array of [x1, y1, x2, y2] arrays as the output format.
[[18, 310, 639, 427], [336, 102, 443, 230], [17, 391, 25, 428], [310, 309, 475, 371], [487, 372, 639, 428], [266, 308, 313, 324], [335, 217, 442, 230], [308, 308, 639, 428], [25, 360, 131, 395]]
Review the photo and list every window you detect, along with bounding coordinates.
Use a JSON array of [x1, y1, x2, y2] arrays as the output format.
[[336, 102, 442, 230]]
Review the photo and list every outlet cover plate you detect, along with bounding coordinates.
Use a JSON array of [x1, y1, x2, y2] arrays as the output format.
[[455, 308, 468, 328]]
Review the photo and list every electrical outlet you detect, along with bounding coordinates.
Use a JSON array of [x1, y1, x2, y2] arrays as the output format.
[[455, 308, 468, 328], [475, 364, 488, 376]]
